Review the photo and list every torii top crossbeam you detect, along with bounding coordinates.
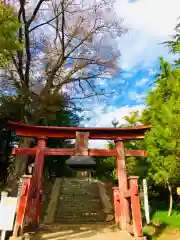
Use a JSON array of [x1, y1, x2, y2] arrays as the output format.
[[8, 121, 151, 140]]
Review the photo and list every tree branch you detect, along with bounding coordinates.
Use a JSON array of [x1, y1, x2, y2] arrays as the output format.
[[27, 0, 45, 27], [9, 70, 21, 91], [60, 0, 65, 59], [16, 2, 24, 84], [19, 0, 30, 87], [64, 16, 85, 49], [70, 92, 106, 100], [29, 12, 62, 32]]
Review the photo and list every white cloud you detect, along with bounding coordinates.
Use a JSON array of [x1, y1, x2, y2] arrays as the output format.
[[136, 78, 149, 86], [84, 103, 145, 148], [128, 91, 146, 102], [122, 72, 133, 78], [148, 68, 157, 76], [115, 0, 180, 69]]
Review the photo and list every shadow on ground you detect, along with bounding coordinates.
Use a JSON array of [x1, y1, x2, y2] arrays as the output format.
[[143, 222, 168, 240], [29, 223, 124, 240]]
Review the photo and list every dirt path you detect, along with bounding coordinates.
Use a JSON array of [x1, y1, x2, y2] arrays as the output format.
[[30, 224, 134, 240]]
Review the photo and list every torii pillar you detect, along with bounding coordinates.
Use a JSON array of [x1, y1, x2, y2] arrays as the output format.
[[115, 140, 130, 230]]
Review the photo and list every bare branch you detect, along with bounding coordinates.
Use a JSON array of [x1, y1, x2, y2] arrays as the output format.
[[19, 0, 31, 87], [60, 0, 65, 58], [29, 12, 62, 32], [16, 2, 24, 84], [70, 92, 109, 100], [2, 0, 125, 124], [27, 0, 45, 27]]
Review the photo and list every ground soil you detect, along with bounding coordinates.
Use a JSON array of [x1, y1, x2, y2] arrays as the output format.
[[30, 223, 134, 240]]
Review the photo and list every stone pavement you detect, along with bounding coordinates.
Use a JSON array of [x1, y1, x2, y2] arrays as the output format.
[[30, 224, 134, 240]]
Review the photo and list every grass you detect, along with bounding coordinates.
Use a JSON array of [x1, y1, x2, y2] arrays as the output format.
[[143, 202, 180, 239]]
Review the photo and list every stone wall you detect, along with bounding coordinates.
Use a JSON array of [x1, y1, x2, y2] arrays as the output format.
[[96, 180, 115, 222], [43, 178, 63, 224]]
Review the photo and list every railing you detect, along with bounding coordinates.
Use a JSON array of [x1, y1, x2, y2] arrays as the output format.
[[113, 177, 147, 239]]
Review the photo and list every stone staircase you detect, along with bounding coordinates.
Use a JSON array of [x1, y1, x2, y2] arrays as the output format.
[[55, 178, 105, 223]]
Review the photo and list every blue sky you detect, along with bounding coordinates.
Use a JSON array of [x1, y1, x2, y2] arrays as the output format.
[[5, 0, 178, 150], [26, 0, 179, 132], [10, 0, 179, 149], [81, 0, 180, 133]]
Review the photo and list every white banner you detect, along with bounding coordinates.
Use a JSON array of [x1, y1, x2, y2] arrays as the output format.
[[0, 197, 17, 231]]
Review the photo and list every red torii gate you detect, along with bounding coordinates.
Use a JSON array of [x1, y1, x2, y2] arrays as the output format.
[[8, 121, 151, 239]]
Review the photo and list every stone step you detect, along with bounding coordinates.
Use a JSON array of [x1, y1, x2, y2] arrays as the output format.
[[58, 205, 102, 209], [55, 178, 105, 224], [58, 210, 102, 213], [62, 188, 99, 192], [56, 218, 105, 223], [60, 193, 100, 197], [58, 210, 102, 214], [58, 208, 102, 212], [59, 198, 100, 201], [58, 204, 102, 208], [58, 204, 102, 209], [59, 201, 101, 203], [56, 216, 104, 219], [56, 217, 105, 222], [60, 197, 100, 200], [56, 216, 105, 220], [57, 212, 104, 216], [60, 195, 100, 199], [56, 220, 105, 224], [59, 203, 101, 206], [59, 195, 101, 200]]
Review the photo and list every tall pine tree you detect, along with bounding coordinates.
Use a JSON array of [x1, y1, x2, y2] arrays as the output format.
[[142, 60, 180, 216]]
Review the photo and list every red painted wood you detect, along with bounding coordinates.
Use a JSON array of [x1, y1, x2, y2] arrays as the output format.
[[8, 121, 151, 140], [24, 137, 46, 226], [75, 132, 89, 155], [13, 176, 32, 237], [113, 187, 121, 226], [115, 141, 130, 231], [14, 147, 146, 157], [44, 148, 74, 155], [129, 176, 143, 238], [124, 189, 131, 198], [125, 149, 146, 157], [44, 148, 117, 157], [89, 149, 117, 156], [13, 147, 117, 156], [14, 148, 37, 155]]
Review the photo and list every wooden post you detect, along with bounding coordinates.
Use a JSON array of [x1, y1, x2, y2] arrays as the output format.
[[33, 136, 47, 225], [129, 176, 144, 239], [13, 176, 32, 238], [115, 140, 130, 231], [112, 187, 121, 227], [75, 132, 89, 156], [34, 137, 47, 186], [143, 179, 150, 224], [23, 137, 47, 227]]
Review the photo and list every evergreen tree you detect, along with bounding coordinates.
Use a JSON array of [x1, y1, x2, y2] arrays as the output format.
[[0, 3, 21, 66], [164, 19, 180, 65], [142, 59, 180, 216]]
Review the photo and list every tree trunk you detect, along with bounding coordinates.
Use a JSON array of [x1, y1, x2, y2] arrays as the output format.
[[6, 137, 33, 196], [167, 181, 173, 216]]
